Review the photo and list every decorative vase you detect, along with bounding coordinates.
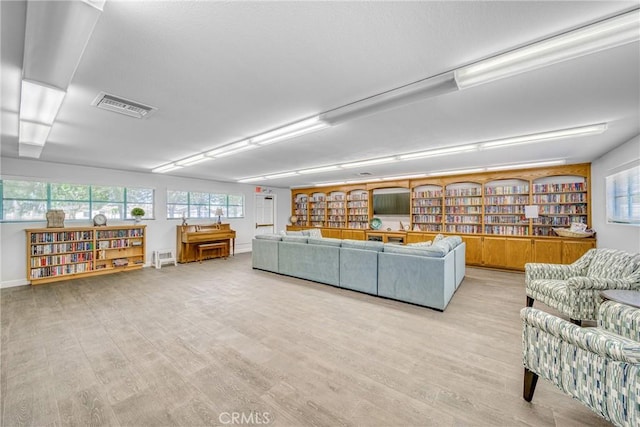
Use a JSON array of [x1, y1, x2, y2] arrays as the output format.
[[134, 215, 142, 223]]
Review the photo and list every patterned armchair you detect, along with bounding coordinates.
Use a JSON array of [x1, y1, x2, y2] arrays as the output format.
[[525, 248, 640, 324], [521, 300, 640, 427]]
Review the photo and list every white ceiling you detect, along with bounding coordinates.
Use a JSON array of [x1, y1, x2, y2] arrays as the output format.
[[1, 1, 639, 188]]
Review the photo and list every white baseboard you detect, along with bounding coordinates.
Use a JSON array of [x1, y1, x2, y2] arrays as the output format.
[[1, 279, 30, 289]]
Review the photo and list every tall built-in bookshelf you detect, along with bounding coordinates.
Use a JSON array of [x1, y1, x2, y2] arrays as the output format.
[[444, 182, 482, 234], [327, 191, 346, 228], [26, 225, 146, 285], [294, 193, 309, 226], [412, 185, 443, 232], [309, 192, 326, 227], [347, 190, 369, 229], [484, 179, 530, 236], [532, 176, 587, 236]]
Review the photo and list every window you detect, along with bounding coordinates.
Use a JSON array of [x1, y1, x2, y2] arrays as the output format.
[[166, 190, 244, 219], [606, 163, 640, 225], [0, 179, 154, 222]]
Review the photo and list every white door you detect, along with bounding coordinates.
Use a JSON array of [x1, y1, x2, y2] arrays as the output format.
[[255, 194, 275, 236]]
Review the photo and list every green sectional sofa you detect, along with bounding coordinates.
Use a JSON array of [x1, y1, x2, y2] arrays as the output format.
[[252, 233, 465, 311]]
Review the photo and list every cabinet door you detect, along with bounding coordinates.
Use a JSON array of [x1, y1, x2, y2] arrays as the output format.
[[405, 233, 436, 244], [341, 230, 365, 240], [533, 240, 562, 263], [482, 237, 506, 267], [562, 240, 595, 264], [321, 228, 342, 239], [463, 236, 483, 265], [505, 238, 532, 270]]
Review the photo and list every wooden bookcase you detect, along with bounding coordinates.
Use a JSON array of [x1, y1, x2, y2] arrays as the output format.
[[26, 225, 146, 285], [327, 191, 346, 228], [288, 163, 595, 271]]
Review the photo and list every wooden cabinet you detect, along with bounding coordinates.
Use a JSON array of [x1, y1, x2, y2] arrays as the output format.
[[320, 228, 342, 239], [462, 236, 483, 265], [26, 225, 146, 285], [482, 237, 507, 267], [533, 239, 563, 263], [341, 229, 366, 240], [505, 238, 533, 270], [562, 240, 596, 264], [290, 163, 594, 270]]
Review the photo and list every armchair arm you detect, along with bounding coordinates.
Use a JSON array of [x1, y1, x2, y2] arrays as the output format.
[[598, 301, 640, 342], [521, 307, 640, 363], [567, 276, 640, 291], [525, 262, 580, 284]]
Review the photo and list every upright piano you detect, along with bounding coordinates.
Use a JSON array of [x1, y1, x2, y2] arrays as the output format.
[[176, 224, 236, 263]]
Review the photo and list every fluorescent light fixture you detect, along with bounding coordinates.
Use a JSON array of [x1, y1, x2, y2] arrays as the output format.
[[398, 144, 478, 160], [253, 116, 330, 146], [481, 124, 607, 149], [19, 80, 66, 125], [322, 72, 459, 124], [298, 165, 340, 174], [19, 120, 52, 146], [214, 145, 257, 158], [341, 157, 397, 168], [264, 172, 299, 180], [238, 176, 266, 183], [429, 168, 487, 176], [382, 173, 428, 181], [176, 154, 209, 166], [455, 9, 640, 89], [486, 160, 566, 171], [18, 143, 44, 159], [152, 163, 183, 173], [205, 139, 252, 157], [315, 181, 346, 187]]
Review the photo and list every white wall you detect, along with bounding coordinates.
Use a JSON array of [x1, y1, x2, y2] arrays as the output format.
[[591, 135, 640, 253], [0, 158, 291, 287]]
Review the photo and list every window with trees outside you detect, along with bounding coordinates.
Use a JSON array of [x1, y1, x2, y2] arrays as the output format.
[[606, 162, 640, 225], [0, 179, 154, 222], [166, 190, 244, 219]]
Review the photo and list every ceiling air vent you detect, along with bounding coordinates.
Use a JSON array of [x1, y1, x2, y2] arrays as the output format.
[[91, 92, 157, 119]]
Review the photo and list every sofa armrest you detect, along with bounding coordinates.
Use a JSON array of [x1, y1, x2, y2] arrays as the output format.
[[598, 301, 640, 342], [521, 307, 640, 363], [525, 263, 579, 284], [567, 276, 640, 291]]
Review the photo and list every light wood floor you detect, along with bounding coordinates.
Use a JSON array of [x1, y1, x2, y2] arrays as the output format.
[[1, 253, 611, 426]]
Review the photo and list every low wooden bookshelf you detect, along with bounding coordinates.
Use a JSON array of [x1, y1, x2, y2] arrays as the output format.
[[26, 225, 146, 285]]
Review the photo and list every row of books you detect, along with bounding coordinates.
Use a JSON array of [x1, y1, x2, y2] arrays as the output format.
[[484, 185, 529, 195], [485, 225, 529, 235], [30, 252, 93, 267], [533, 182, 585, 193], [31, 242, 93, 255], [96, 228, 144, 239], [30, 262, 92, 278], [30, 231, 93, 243], [445, 197, 482, 206], [484, 195, 530, 204], [532, 194, 587, 203], [412, 207, 442, 214]]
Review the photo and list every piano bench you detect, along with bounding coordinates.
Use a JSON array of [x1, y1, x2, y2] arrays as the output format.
[[198, 242, 228, 263]]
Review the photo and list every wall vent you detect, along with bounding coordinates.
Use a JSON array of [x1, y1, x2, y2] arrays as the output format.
[[91, 92, 157, 119]]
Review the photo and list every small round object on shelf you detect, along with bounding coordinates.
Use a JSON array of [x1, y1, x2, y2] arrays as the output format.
[[370, 217, 382, 230], [289, 215, 298, 224], [93, 214, 107, 226]]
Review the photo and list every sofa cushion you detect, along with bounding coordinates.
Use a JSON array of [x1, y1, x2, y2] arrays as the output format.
[[307, 228, 323, 239], [286, 230, 304, 236], [445, 236, 463, 248], [255, 234, 282, 241], [383, 243, 447, 258], [433, 240, 454, 253], [282, 235, 308, 243], [341, 239, 384, 252], [408, 241, 432, 247], [308, 237, 341, 247]]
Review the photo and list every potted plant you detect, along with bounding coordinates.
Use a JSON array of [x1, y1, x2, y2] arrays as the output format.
[[131, 207, 145, 223]]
